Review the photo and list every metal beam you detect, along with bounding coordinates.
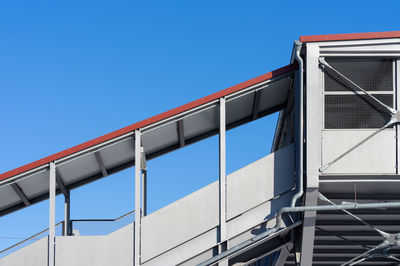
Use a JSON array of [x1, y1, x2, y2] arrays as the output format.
[[11, 183, 30, 206], [55, 170, 69, 197], [135, 129, 141, 266], [274, 242, 294, 266], [177, 119, 185, 147], [252, 90, 262, 120], [49, 162, 56, 266], [300, 188, 319, 266], [94, 151, 108, 177]]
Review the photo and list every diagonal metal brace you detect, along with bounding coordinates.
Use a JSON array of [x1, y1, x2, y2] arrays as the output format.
[[318, 57, 400, 172], [319, 118, 396, 172], [319, 58, 396, 114]]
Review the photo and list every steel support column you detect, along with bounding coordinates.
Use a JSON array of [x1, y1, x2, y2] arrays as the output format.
[[56, 171, 70, 236], [48, 162, 56, 266], [299, 188, 318, 266], [64, 195, 71, 236], [219, 97, 228, 265], [141, 170, 147, 216], [141, 147, 147, 217], [134, 130, 142, 266]]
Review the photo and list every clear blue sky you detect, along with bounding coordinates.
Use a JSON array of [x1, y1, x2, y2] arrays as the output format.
[[1, 0, 400, 251]]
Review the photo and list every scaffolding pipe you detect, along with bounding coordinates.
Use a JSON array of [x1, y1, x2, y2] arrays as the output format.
[[197, 200, 400, 266]]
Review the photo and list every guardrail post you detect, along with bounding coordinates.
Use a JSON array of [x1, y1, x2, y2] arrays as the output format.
[[49, 162, 56, 266], [134, 129, 142, 266], [219, 97, 228, 265]]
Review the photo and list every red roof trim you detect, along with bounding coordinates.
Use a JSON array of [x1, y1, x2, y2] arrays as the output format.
[[0, 63, 297, 182], [300, 31, 400, 43]]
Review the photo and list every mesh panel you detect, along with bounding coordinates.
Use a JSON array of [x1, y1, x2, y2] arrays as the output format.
[[325, 58, 393, 92], [325, 94, 393, 129]]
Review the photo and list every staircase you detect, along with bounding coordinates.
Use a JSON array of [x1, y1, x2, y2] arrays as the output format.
[[0, 144, 296, 266]]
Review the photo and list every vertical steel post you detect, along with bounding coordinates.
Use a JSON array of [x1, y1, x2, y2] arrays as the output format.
[[64, 195, 70, 236], [219, 97, 227, 265], [134, 130, 141, 266], [141, 146, 147, 217], [49, 162, 56, 266], [141, 170, 147, 217]]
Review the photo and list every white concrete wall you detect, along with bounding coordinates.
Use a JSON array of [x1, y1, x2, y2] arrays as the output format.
[[55, 223, 133, 266], [0, 237, 48, 266], [227, 144, 294, 220], [141, 181, 219, 262]]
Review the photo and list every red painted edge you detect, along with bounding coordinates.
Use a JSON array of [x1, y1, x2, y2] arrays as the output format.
[[300, 31, 400, 43], [0, 63, 298, 182]]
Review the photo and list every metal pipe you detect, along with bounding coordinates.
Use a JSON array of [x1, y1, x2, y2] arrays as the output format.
[[290, 40, 304, 207], [197, 200, 400, 266]]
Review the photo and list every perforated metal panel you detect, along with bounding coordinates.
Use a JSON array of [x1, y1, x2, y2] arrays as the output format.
[[325, 58, 393, 92], [325, 94, 393, 129], [323, 57, 394, 129]]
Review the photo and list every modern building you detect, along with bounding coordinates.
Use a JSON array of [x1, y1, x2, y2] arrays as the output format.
[[1, 31, 400, 266]]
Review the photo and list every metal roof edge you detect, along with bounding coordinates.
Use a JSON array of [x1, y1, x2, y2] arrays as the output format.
[[0, 63, 298, 182], [300, 30, 400, 43]]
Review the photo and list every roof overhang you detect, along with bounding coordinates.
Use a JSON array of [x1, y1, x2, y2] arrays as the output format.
[[0, 63, 297, 216]]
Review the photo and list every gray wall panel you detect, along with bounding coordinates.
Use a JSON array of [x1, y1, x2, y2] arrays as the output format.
[[141, 181, 219, 262], [0, 237, 47, 266], [227, 144, 294, 220]]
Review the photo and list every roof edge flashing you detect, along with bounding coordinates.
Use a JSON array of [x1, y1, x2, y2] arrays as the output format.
[[300, 31, 400, 43]]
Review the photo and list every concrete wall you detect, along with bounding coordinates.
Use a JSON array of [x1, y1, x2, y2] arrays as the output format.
[[0, 237, 48, 266], [227, 144, 294, 220], [55, 223, 133, 266]]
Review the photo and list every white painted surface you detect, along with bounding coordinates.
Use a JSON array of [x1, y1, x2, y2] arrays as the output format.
[[305, 43, 322, 188], [227, 144, 294, 220], [142, 228, 218, 266], [0, 237, 48, 266], [141, 181, 219, 262], [322, 130, 396, 174], [55, 223, 133, 266]]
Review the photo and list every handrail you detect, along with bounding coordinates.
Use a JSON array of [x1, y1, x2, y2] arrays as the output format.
[[70, 210, 135, 237], [70, 210, 134, 223], [0, 210, 135, 257], [0, 221, 64, 255]]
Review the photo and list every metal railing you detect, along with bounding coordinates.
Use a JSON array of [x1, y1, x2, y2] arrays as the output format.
[[0, 221, 64, 256], [70, 210, 134, 234], [0, 210, 135, 257]]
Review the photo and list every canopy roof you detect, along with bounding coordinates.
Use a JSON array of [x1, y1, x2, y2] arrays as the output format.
[[0, 63, 296, 216]]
